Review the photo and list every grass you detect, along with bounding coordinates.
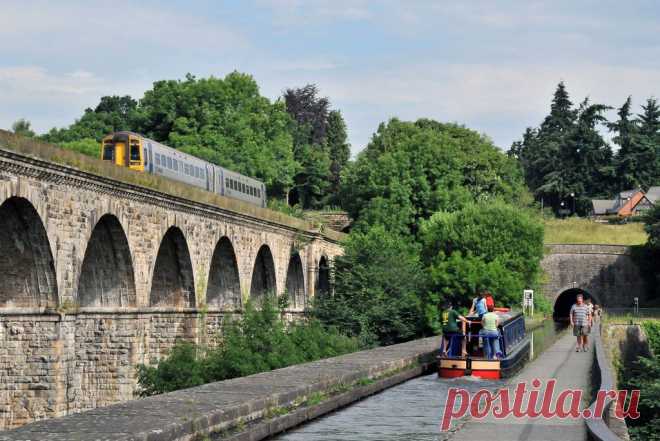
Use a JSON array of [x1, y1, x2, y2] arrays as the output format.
[[544, 217, 648, 246], [0, 130, 344, 242]]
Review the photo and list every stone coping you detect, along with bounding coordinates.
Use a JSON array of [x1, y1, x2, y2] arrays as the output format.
[[0, 336, 441, 441], [544, 244, 632, 255], [0, 308, 307, 316], [0, 131, 345, 243], [585, 322, 626, 441]]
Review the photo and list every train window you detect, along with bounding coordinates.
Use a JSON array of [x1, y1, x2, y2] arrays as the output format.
[[196, 167, 200, 178], [130, 145, 140, 161], [155, 153, 160, 165], [143, 148, 148, 165], [103, 144, 113, 160], [225, 178, 229, 188], [167, 157, 173, 169], [173, 159, 178, 172], [242, 183, 246, 193]]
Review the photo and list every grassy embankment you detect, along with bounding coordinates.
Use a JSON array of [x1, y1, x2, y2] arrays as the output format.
[[544, 217, 647, 245]]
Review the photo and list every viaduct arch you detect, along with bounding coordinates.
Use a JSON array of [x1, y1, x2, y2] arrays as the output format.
[[0, 145, 343, 429]]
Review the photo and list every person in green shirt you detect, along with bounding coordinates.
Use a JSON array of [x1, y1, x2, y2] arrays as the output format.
[[441, 302, 469, 357], [479, 304, 501, 359]]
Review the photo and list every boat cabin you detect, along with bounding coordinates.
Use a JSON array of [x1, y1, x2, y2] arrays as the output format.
[[438, 309, 530, 379]]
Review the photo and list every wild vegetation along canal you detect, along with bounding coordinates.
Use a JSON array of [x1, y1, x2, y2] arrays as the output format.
[[271, 320, 566, 441]]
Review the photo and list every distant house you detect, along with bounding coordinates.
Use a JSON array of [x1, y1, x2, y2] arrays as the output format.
[[647, 186, 660, 205], [591, 187, 656, 218]]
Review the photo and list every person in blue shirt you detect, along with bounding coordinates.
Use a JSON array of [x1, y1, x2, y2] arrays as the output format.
[[469, 290, 488, 318]]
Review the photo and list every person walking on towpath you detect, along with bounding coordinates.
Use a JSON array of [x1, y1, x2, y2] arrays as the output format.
[[570, 293, 592, 352], [440, 302, 469, 357]]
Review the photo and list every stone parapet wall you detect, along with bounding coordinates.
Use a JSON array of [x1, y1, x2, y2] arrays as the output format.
[[0, 336, 440, 441], [541, 244, 647, 307]]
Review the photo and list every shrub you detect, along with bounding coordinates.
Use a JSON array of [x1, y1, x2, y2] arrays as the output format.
[[420, 200, 544, 308], [137, 298, 359, 396], [312, 225, 431, 346]]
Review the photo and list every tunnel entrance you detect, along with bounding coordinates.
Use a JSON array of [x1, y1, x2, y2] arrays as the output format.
[[285, 253, 305, 309], [78, 214, 136, 307], [553, 288, 595, 321], [206, 237, 241, 309], [150, 227, 195, 307], [250, 245, 276, 302], [0, 197, 57, 308]]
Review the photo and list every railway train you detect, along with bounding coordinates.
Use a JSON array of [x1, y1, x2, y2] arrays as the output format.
[[101, 131, 267, 207]]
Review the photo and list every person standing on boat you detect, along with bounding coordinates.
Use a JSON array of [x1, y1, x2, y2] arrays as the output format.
[[441, 302, 469, 357], [469, 290, 488, 318], [570, 294, 592, 352], [479, 304, 500, 359]]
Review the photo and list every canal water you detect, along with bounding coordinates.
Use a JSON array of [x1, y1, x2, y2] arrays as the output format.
[[271, 320, 566, 441]]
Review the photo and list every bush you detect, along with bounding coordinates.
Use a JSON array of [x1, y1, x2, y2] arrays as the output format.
[[137, 298, 359, 396], [618, 321, 660, 441], [420, 200, 544, 308], [312, 225, 432, 346]]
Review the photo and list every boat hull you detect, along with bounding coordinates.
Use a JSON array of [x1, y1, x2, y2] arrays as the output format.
[[437, 336, 531, 380]]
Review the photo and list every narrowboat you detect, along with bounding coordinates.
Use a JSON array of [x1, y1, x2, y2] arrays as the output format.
[[437, 310, 530, 379]]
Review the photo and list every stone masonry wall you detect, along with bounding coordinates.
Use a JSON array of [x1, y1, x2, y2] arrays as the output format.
[[541, 244, 648, 307], [0, 148, 343, 430]]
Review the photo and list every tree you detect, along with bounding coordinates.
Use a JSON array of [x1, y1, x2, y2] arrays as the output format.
[[609, 97, 656, 189], [420, 200, 545, 308], [11, 119, 35, 137], [511, 82, 614, 214], [326, 110, 351, 205], [637, 98, 660, 187], [313, 225, 431, 346], [283, 84, 337, 208], [341, 118, 529, 236], [136, 73, 299, 199]]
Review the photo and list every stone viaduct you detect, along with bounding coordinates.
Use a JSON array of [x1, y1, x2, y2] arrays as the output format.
[[541, 244, 649, 318], [0, 145, 342, 429]]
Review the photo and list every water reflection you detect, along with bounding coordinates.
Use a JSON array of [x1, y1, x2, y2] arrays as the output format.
[[272, 320, 566, 441]]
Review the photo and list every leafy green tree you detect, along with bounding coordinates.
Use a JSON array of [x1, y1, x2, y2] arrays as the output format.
[[341, 118, 528, 236], [11, 119, 35, 137], [283, 84, 334, 208], [420, 200, 545, 309], [313, 225, 431, 346], [137, 73, 298, 199]]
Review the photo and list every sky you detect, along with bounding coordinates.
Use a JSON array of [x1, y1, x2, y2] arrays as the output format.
[[1, 0, 660, 155]]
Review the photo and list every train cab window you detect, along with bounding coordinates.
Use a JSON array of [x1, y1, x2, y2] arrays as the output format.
[[130, 144, 140, 161], [167, 157, 173, 169], [103, 144, 113, 160]]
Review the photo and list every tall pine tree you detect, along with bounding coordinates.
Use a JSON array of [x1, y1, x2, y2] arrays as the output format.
[[637, 98, 660, 187]]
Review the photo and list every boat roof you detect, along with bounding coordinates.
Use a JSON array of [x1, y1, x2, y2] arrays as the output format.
[[466, 310, 523, 323]]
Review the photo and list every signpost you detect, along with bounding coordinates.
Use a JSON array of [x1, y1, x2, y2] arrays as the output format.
[[523, 289, 534, 316]]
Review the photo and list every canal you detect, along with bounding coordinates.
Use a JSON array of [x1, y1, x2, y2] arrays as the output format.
[[271, 319, 566, 441]]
